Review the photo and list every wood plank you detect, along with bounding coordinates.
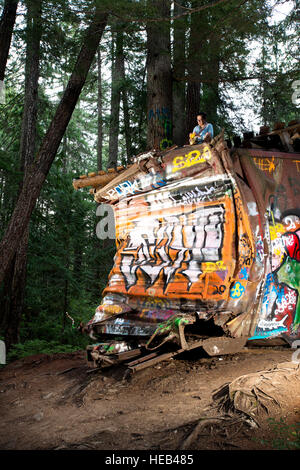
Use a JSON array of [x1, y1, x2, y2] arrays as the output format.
[[127, 340, 205, 373], [268, 122, 300, 136]]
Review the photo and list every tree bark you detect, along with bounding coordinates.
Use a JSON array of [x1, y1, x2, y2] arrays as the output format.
[[3, 228, 29, 348], [200, 11, 220, 127], [185, 1, 202, 136], [0, 0, 19, 81], [146, 0, 172, 150], [0, 8, 108, 286], [172, 0, 187, 146], [201, 52, 220, 126], [107, 29, 123, 169], [3, 0, 41, 349], [120, 36, 133, 165], [97, 46, 103, 171], [20, 0, 41, 175]]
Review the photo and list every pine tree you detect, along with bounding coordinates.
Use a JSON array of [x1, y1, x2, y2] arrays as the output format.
[[146, 0, 172, 150], [0, 5, 108, 286]]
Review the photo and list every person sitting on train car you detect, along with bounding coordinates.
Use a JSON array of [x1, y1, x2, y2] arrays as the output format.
[[192, 112, 214, 144]]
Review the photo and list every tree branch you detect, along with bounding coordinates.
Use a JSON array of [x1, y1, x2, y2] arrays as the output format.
[[109, 0, 238, 23]]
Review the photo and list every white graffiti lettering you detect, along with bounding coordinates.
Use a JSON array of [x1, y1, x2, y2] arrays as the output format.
[[106, 173, 166, 199], [119, 205, 225, 291], [257, 314, 289, 331]]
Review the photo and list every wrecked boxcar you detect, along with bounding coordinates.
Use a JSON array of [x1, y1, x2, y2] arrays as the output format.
[[73, 122, 300, 371]]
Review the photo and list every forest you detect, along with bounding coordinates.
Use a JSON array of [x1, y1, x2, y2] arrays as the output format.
[[0, 0, 299, 361]]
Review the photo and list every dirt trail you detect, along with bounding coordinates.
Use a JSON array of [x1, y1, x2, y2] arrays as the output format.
[[0, 346, 299, 450]]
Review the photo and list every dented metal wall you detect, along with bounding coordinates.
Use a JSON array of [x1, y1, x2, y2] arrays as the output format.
[[235, 149, 300, 342]]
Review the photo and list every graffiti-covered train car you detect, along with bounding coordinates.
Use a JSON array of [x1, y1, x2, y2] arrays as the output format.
[[73, 128, 300, 368]]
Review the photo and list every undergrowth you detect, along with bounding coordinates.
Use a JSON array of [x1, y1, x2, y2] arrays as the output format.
[[259, 418, 300, 450], [6, 339, 83, 363]]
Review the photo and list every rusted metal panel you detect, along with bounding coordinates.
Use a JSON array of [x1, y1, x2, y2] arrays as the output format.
[[201, 336, 248, 356]]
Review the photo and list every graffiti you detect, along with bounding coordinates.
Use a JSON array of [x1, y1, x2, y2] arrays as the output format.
[[255, 230, 264, 264], [261, 273, 284, 315], [160, 138, 172, 151], [149, 106, 172, 150], [137, 309, 177, 323], [134, 296, 173, 310], [276, 252, 300, 329], [269, 222, 285, 241], [142, 178, 233, 215], [254, 156, 276, 173], [180, 179, 231, 204], [282, 230, 300, 260], [119, 204, 225, 292], [239, 234, 253, 267], [83, 138, 300, 349], [148, 106, 171, 124], [172, 147, 211, 173], [250, 318, 289, 339], [268, 188, 298, 222], [202, 260, 227, 272], [257, 315, 288, 332], [293, 160, 300, 173], [230, 282, 245, 299], [239, 267, 249, 280], [182, 186, 216, 204], [98, 317, 156, 337], [269, 222, 286, 265], [273, 286, 297, 329], [211, 284, 226, 295], [283, 216, 296, 231], [253, 221, 300, 339], [233, 190, 247, 223], [145, 189, 177, 210], [247, 201, 259, 216], [106, 173, 166, 199]]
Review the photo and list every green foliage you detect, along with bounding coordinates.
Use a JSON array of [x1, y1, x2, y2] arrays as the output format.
[[7, 339, 82, 362], [259, 418, 300, 450], [252, 6, 299, 126]]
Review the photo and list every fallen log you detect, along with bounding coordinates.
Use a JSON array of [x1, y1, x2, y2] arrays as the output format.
[[72, 166, 126, 190]]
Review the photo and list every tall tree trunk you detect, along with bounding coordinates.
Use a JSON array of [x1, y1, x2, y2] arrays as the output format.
[[3, 229, 29, 348], [201, 52, 220, 126], [107, 29, 123, 169], [261, 36, 267, 126], [97, 46, 103, 171], [137, 60, 147, 151], [0, 9, 108, 285], [186, 1, 202, 136], [146, 0, 172, 150], [0, 0, 19, 81], [3, 0, 41, 349], [200, 8, 220, 128], [172, 0, 187, 146], [20, 0, 41, 176], [120, 36, 133, 165], [122, 84, 132, 165]]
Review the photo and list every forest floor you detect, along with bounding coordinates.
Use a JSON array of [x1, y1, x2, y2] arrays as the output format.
[[0, 346, 299, 451]]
